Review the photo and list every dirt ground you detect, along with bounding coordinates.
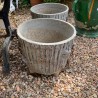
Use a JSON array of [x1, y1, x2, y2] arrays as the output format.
[[0, 7, 98, 98]]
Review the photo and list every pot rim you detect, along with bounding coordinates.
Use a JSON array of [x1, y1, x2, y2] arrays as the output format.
[[17, 18, 76, 46], [30, 3, 69, 16]]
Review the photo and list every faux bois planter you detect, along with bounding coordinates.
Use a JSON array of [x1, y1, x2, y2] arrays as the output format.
[[30, 3, 69, 21], [17, 18, 76, 75]]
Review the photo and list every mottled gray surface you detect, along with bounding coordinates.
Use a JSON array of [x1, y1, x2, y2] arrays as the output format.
[[17, 18, 75, 75], [30, 3, 69, 21]]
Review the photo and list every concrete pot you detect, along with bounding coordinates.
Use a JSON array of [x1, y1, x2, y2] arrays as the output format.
[[30, 3, 69, 21], [17, 18, 76, 75]]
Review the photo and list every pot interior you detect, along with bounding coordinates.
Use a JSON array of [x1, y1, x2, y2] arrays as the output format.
[[30, 3, 68, 14], [24, 29, 66, 43], [18, 19, 75, 43]]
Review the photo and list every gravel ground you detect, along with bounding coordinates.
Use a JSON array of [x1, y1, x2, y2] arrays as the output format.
[[0, 8, 98, 98]]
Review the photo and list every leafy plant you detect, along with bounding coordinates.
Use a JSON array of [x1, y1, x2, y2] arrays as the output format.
[[44, 0, 61, 3]]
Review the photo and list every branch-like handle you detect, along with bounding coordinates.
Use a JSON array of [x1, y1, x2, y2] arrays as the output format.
[[2, 27, 17, 74]]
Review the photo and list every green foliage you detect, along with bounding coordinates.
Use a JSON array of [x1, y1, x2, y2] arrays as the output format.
[[44, 0, 60, 3]]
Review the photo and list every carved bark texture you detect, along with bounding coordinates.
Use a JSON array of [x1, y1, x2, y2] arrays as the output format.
[[31, 3, 69, 21], [18, 38, 73, 75]]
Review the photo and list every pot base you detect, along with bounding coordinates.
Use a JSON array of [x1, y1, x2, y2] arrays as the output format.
[[76, 27, 98, 38]]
